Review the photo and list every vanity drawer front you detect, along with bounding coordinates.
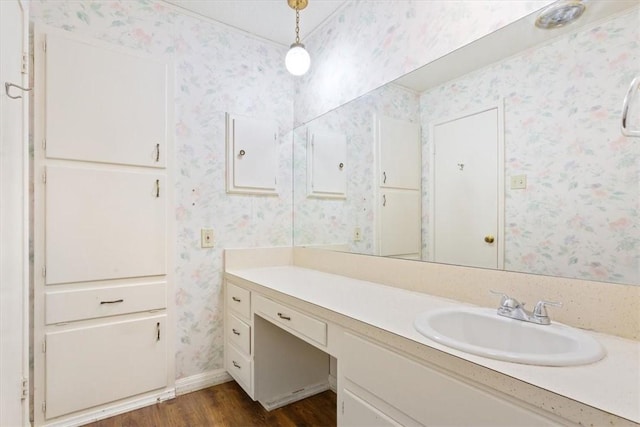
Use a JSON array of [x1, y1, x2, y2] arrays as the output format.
[[226, 341, 252, 395], [45, 282, 166, 324], [227, 313, 251, 355], [226, 282, 251, 319], [253, 294, 327, 347]]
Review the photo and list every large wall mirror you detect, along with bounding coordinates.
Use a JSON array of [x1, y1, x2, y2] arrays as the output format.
[[293, 1, 639, 286]]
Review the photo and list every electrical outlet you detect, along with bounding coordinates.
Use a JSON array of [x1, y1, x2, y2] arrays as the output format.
[[353, 227, 362, 242], [510, 174, 527, 189], [201, 228, 214, 248]]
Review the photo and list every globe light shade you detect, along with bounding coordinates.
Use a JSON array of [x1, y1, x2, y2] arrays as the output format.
[[285, 42, 310, 76]]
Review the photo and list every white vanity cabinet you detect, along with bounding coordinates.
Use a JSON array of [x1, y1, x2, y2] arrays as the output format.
[[224, 280, 331, 410], [223, 266, 582, 427], [340, 333, 561, 426]]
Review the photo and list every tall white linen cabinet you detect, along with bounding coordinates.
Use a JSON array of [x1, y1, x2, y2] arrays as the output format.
[[33, 26, 175, 426]]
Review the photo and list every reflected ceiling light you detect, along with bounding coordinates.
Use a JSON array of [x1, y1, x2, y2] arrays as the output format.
[[285, 0, 311, 76], [535, 0, 586, 29]]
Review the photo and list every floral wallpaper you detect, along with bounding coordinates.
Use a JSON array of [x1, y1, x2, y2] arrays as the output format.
[[295, 7, 639, 286], [295, 0, 554, 126], [30, 0, 294, 379]]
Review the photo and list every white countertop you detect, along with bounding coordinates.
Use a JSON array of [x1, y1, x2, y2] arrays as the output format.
[[226, 265, 640, 423]]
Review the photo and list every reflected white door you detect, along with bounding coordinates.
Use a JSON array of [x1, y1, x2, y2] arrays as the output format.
[[431, 106, 504, 269], [0, 0, 29, 425]]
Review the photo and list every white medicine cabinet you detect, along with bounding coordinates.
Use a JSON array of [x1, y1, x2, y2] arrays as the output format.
[[226, 113, 279, 195], [307, 129, 347, 198]]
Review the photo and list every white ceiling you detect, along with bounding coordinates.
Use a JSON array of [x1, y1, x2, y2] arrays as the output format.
[[164, 0, 347, 46]]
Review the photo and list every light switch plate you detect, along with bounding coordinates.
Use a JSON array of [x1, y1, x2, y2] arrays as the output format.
[[510, 174, 527, 189], [201, 228, 214, 248]]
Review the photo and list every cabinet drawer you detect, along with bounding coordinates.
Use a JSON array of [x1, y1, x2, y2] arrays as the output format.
[[45, 315, 167, 419], [226, 282, 250, 319], [227, 313, 251, 355], [226, 341, 252, 395], [254, 294, 327, 347], [45, 282, 166, 324]]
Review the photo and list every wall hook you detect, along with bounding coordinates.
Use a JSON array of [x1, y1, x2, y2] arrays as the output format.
[[5, 82, 32, 100]]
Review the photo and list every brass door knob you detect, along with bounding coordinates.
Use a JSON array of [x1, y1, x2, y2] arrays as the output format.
[[484, 235, 495, 244]]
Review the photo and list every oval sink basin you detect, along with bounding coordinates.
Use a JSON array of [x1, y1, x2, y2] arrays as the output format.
[[414, 307, 605, 366]]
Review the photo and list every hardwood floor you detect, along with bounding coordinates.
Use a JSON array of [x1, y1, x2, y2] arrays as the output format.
[[84, 381, 337, 427]]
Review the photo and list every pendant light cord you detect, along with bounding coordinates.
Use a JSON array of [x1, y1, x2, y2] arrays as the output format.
[[295, 7, 301, 44]]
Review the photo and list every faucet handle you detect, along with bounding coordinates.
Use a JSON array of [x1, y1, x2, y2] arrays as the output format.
[[489, 290, 521, 309], [533, 300, 563, 319]]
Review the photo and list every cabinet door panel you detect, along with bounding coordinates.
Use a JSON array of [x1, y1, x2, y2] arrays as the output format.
[[343, 334, 559, 426], [46, 166, 166, 285], [45, 33, 167, 167], [45, 315, 167, 419], [309, 130, 347, 197], [378, 116, 421, 189], [226, 114, 278, 194], [379, 190, 421, 257]]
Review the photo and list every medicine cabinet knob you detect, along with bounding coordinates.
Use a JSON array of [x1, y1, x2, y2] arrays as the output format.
[[484, 235, 495, 243]]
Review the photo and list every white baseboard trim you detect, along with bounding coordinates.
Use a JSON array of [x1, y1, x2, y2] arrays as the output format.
[[259, 381, 329, 411], [175, 368, 233, 396], [44, 388, 176, 427], [43, 370, 232, 426], [42, 370, 232, 426]]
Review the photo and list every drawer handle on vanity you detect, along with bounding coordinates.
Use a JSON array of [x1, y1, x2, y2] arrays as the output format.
[[100, 299, 124, 305], [232, 361, 241, 369], [232, 328, 241, 336], [277, 312, 291, 321], [232, 297, 241, 302]]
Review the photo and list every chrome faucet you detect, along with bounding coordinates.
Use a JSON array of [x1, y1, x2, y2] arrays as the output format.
[[490, 291, 562, 325]]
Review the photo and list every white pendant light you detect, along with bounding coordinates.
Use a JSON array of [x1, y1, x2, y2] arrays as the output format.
[[286, 0, 310, 76]]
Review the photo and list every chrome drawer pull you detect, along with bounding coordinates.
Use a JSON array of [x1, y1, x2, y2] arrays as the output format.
[[232, 297, 241, 302], [232, 361, 241, 369], [277, 312, 291, 321], [100, 299, 124, 305], [232, 328, 241, 335]]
